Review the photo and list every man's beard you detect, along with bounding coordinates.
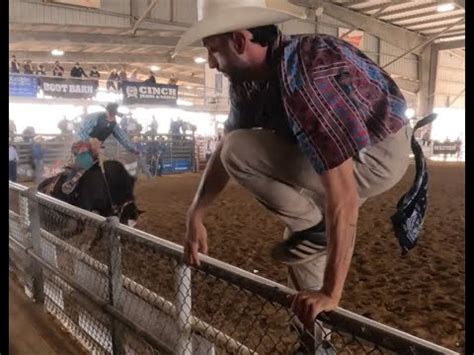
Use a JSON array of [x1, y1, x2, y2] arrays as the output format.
[[223, 66, 254, 83]]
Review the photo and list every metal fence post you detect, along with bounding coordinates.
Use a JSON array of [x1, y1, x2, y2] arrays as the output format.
[[105, 216, 125, 355], [175, 262, 192, 355], [25, 188, 45, 304]]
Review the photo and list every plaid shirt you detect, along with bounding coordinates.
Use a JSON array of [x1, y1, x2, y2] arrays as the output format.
[[226, 34, 408, 174], [76, 112, 137, 154]]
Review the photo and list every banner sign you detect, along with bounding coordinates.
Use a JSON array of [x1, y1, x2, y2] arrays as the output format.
[[122, 82, 178, 105], [338, 28, 364, 49], [9, 74, 38, 97], [41, 77, 98, 99], [432, 141, 458, 155]]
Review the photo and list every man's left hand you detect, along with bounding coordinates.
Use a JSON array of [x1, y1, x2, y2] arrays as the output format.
[[288, 290, 340, 329]]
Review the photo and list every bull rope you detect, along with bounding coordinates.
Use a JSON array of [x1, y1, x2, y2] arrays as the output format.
[[97, 150, 117, 215]]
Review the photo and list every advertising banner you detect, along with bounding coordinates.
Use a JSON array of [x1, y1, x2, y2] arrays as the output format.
[[338, 28, 365, 49], [122, 82, 178, 106], [432, 141, 459, 155], [9, 74, 38, 97], [41, 77, 98, 99]]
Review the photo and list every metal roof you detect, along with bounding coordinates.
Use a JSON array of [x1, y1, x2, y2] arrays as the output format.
[[335, 0, 465, 43], [9, 1, 465, 109]]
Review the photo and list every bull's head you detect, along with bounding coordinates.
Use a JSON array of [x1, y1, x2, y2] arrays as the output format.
[[119, 201, 144, 227]]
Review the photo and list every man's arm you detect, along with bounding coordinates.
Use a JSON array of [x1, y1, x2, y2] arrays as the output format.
[[184, 139, 230, 266], [290, 158, 359, 328], [112, 125, 139, 154], [76, 115, 98, 141], [188, 140, 229, 218]]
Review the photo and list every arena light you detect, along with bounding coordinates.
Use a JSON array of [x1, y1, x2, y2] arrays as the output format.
[[177, 99, 194, 107], [194, 57, 207, 64], [150, 65, 161, 71], [51, 49, 64, 56], [437, 3, 455, 12], [405, 108, 415, 119]]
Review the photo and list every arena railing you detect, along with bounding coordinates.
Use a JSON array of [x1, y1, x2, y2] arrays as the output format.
[[8, 181, 459, 355]]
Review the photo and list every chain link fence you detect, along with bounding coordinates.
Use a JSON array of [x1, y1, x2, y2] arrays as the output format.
[[9, 182, 459, 355]]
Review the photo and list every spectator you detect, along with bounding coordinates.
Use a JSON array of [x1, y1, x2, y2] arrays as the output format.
[[32, 136, 45, 184], [52, 61, 65, 77], [106, 69, 119, 91], [10, 55, 20, 74], [22, 126, 36, 143], [129, 69, 139, 82], [36, 64, 47, 76], [9, 119, 17, 139], [9, 141, 19, 182], [168, 74, 178, 85], [149, 116, 158, 135], [205, 137, 218, 162], [89, 66, 100, 78], [23, 60, 34, 75], [117, 67, 128, 90], [70, 62, 88, 78], [144, 71, 156, 84], [454, 137, 462, 160]]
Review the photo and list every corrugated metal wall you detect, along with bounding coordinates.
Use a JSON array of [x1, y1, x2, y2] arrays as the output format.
[[9, 0, 198, 27], [173, 0, 197, 24], [10, 0, 130, 27], [435, 50, 464, 109], [379, 41, 418, 81], [280, 19, 315, 35]]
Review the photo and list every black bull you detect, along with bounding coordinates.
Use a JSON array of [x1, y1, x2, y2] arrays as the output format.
[[38, 160, 143, 238]]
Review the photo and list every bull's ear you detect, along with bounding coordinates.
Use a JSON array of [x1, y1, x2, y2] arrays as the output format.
[[138, 209, 145, 215]]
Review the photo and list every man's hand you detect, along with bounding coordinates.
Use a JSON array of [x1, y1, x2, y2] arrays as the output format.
[[184, 215, 208, 267], [89, 137, 102, 155], [289, 290, 340, 329]]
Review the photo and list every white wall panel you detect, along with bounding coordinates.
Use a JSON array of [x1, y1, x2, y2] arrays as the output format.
[[363, 33, 379, 64], [101, 0, 129, 15], [10, 0, 130, 27], [380, 41, 418, 80], [151, 0, 172, 22], [435, 50, 464, 109], [173, 0, 197, 24], [316, 14, 339, 36], [280, 19, 315, 35]]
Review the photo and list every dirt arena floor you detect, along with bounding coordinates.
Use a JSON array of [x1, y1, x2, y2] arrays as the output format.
[[130, 161, 464, 353]]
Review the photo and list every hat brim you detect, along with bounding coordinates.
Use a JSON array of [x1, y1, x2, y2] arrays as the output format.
[[174, 6, 306, 55]]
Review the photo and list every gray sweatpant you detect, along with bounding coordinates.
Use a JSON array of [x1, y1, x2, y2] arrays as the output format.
[[220, 125, 411, 292]]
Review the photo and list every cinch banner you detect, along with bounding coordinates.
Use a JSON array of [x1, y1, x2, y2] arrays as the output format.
[[432, 141, 458, 155], [122, 82, 178, 105], [41, 77, 98, 99], [9, 74, 38, 97]]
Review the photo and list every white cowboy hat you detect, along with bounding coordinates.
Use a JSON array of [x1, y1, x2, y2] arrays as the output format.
[[174, 0, 307, 55]]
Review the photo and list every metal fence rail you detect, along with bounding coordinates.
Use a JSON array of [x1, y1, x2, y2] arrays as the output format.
[[8, 181, 459, 355], [11, 132, 196, 181]]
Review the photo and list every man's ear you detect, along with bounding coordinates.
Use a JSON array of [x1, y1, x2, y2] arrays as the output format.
[[231, 31, 248, 55]]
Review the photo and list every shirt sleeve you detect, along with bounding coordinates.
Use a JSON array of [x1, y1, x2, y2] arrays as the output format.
[[112, 125, 138, 154], [76, 114, 99, 141]]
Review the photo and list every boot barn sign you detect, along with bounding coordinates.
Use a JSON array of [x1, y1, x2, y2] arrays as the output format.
[[41, 77, 98, 99], [122, 82, 178, 106]]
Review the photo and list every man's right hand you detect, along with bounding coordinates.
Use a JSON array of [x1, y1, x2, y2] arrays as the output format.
[[184, 214, 208, 267], [89, 138, 102, 155]]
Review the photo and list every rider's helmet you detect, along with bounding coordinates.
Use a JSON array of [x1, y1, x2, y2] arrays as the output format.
[[106, 102, 119, 116]]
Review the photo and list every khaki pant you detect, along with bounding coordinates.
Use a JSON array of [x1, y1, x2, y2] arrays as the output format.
[[220, 125, 411, 292]]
